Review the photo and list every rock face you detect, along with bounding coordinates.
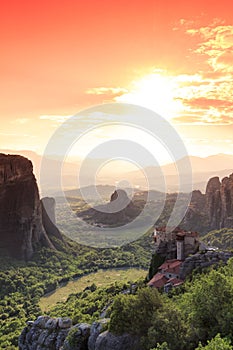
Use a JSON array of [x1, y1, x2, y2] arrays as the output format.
[[182, 190, 208, 232], [41, 197, 64, 244], [95, 331, 140, 350], [182, 174, 233, 232], [205, 174, 233, 230], [0, 154, 63, 259], [42, 197, 56, 224], [88, 320, 108, 350]]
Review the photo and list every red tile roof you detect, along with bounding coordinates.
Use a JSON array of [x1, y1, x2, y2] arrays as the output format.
[[148, 273, 168, 288], [159, 260, 182, 274]]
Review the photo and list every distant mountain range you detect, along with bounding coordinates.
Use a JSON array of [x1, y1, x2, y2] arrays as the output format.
[[1, 149, 233, 194]]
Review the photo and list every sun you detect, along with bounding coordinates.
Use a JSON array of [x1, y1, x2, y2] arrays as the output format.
[[115, 70, 183, 120]]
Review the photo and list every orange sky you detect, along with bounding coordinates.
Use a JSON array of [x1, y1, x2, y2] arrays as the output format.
[[1, 0, 233, 158]]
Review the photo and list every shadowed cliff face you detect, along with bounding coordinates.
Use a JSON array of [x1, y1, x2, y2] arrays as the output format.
[[0, 154, 63, 260]]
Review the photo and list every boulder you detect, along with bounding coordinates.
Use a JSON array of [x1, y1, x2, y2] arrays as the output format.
[[95, 331, 140, 350]]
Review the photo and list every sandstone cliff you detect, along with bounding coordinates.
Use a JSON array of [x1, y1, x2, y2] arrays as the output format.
[[182, 173, 233, 233], [0, 154, 63, 259], [205, 174, 233, 230]]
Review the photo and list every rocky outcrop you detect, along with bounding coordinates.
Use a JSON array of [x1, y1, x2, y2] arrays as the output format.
[[63, 323, 91, 350], [179, 250, 233, 279], [19, 316, 140, 350], [205, 174, 233, 230], [88, 320, 108, 350], [182, 174, 233, 232], [95, 331, 140, 350], [0, 154, 63, 259], [77, 189, 142, 227], [19, 316, 73, 350]]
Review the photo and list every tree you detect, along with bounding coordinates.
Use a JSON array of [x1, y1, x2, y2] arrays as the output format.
[[109, 287, 162, 337], [195, 334, 232, 350], [180, 270, 233, 344], [146, 302, 187, 350], [151, 342, 170, 350]]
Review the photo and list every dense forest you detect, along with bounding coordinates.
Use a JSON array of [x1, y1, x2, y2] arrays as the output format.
[[0, 233, 152, 348], [1, 225, 233, 349]]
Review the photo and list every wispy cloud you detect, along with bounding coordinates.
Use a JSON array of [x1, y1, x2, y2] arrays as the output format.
[[39, 115, 72, 123], [86, 87, 128, 96]]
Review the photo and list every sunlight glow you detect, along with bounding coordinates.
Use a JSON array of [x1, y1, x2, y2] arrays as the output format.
[[115, 71, 184, 120]]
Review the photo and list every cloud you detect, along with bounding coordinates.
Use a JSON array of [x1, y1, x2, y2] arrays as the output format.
[[173, 114, 233, 125], [187, 24, 233, 72], [39, 115, 72, 123], [86, 87, 128, 96], [181, 97, 233, 109], [82, 22, 233, 127]]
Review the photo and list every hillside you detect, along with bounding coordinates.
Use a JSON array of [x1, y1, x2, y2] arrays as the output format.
[[202, 228, 233, 250]]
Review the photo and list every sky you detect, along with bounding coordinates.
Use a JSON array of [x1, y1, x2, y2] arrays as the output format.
[[1, 0, 233, 163]]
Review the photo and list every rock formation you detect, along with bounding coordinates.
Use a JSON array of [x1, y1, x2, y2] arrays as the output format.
[[182, 173, 233, 232], [179, 250, 233, 279], [94, 331, 140, 350], [19, 316, 139, 350], [0, 154, 63, 259], [19, 316, 73, 350], [77, 189, 142, 227], [205, 174, 233, 230], [41, 197, 64, 244]]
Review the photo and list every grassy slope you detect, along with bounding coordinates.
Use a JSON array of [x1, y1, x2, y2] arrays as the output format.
[[39, 268, 147, 312]]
